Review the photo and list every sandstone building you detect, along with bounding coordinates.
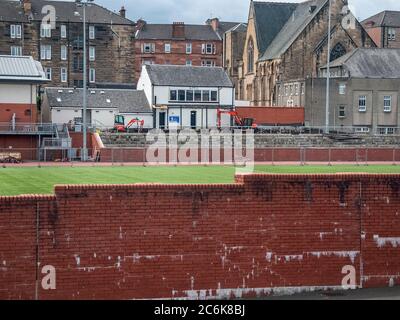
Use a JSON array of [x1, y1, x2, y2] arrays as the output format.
[[0, 0, 136, 87], [237, 0, 376, 106]]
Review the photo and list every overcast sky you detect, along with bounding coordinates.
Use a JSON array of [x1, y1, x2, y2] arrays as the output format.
[[87, 0, 400, 24]]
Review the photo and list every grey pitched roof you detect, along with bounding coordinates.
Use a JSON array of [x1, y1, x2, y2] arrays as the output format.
[[0, 0, 28, 22], [45, 88, 151, 113], [144, 65, 234, 87], [214, 21, 244, 37], [260, 0, 328, 61], [252, 1, 299, 56], [136, 24, 220, 40], [0, 55, 48, 83], [0, 0, 134, 25], [321, 48, 400, 79], [362, 11, 400, 28]]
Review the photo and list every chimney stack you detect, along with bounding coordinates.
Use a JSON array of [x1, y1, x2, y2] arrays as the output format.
[[135, 19, 146, 31], [207, 18, 220, 32], [172, 22, 185, 38], [22, 0, 32, 15], [120, 6, 126, 18]]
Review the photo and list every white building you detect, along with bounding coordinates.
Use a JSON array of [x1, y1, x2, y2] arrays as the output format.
[[0, 55, 47, 124], [137, 64, 235, 129], [42, 88, 153, 129]]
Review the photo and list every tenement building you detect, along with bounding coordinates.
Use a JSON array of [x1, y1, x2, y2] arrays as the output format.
[[237, 0, 376, 106], [0, 0, 136, 87], [134, 20, 223, 83], [362, 11, 400, 49]]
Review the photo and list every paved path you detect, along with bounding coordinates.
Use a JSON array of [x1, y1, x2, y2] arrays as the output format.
[[262, 287, 400, 300]]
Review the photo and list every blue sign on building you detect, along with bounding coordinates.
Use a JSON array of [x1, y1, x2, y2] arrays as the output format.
[[169, 116, 180, 124]]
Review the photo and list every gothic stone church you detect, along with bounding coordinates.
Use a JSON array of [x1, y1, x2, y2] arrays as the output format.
[[237, 0, 376, 107]]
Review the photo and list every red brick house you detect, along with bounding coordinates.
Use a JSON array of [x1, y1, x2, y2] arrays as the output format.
[[362, 11, 400, 48], [134, 21, 223, 83]]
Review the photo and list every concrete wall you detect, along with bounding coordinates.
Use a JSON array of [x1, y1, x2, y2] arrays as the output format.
[[1, 174, 400, 300]]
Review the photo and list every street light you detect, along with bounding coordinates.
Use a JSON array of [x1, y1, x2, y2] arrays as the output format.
[[77, 0, 94, 161], [325, 0, 332, 134]]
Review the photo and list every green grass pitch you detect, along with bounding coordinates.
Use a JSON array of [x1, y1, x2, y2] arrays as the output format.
[[0, 165, 400, 196]]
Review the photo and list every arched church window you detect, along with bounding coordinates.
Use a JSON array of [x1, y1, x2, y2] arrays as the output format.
[[247, 38, 254, 73], [330, 43, 346, 62]]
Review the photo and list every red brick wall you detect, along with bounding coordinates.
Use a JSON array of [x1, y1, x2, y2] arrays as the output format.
[[235, 107, 305, 125], [134, 39, 223, 83], [0, 103, 37, 123], [0, 174, 399, 300], [0, 135, 38, 160]]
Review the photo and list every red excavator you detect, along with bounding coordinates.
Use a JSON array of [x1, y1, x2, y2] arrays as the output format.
[[114, 115, 145, 133], [217, 109, 257, 128]]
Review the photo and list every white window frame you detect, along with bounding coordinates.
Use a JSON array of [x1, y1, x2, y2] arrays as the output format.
[[355, 127, 370, 134], [11, 25, 22, 39], [388, 27, 396, 41], [186, 60, 192, 66], [61, 68, 67, 83], [89, 26, 95, 40], [339, 83, 346, 95], [143, 43, 155, 53], [164, 43, 171, 53], [61, 25, 67, 38], [358, 95, 367, 112], [40, 45, 52, 60], [45, 68, 52, 80], [204, 43, 214, 54], [186, 43, 192, 54], [61, 45, 67, 60], [89, 46, 96, 61], [10, 46, 22, 56], [89, 68, 96, 83], [201, 60, 215, 67], [338, 105, 346, 118], [40, 23, 51, 38], [383, 95, 392, 113]]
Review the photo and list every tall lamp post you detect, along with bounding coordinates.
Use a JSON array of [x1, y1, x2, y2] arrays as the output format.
[[325, 0, 332, 134], [78, 0, 94, 161]]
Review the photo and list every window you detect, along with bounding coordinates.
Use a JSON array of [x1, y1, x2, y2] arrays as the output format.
[[186, 60, 192, 66], [61, 68, 67, 83], [186, 90, 194, 101], [10, 25, 22, 39], [290, 85, 293, 96], [211, 90, 218, 102], [45, 68, 52, 80], [143, 59, 154, 65], [186, 43, 192, 54], [295, 84, 299, 96], [339, 83, 346, 95], [164, 43, 171, 53], [73, 56, 83, 72], [194, 90, 202, 102], [40, 23, 51, 38], [40, 45, 52, 60], [61, 45, 67, 60], [89, 26, 95, 40], [178, 90, 186, 101], [10, 46, 22, 56], [384, 96, 392, 112], [169, 90, 177, 101], [378, 127, 396, 135], [388, 28, 396, 41], [358, 95, 367, 112], [61, 25, 67, 38], [143, 43, 155, 53], [338, 106, 346, 118], [201, 60, 215, 67], [202, 43, 214, 54], [202, 90, 210, 102], [301, 83, 305, 95], [247, 38, 254, 73], [89, 68, 96, 83], [285, 85, 288, 96], [89, 46, 96, 61]]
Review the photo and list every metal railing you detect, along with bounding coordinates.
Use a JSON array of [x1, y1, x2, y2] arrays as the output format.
[[0, 123, 57, 134]]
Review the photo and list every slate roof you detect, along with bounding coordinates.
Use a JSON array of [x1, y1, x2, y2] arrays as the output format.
[[144, 64, 234, 87], [136, 24, 220, 41], [320, 48, 400, 79], [0, 55, 48, 83], [213, 21, 243, 37], [0, 0, 134, 25], [252, 1, 299, 56], [45, 88, 152, 113], [260, 0, 328, 61], [362, 11, 400, 28]]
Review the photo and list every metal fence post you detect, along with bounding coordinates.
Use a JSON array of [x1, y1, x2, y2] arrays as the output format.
[[328, 147, 332, 166]]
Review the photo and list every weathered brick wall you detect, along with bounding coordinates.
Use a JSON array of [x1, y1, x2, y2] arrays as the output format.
[[0, 174, 399, 300]]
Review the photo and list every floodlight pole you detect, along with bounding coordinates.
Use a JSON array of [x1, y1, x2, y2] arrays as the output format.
[[325, 0, 332, 134], [82, 2, 87, 161]]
